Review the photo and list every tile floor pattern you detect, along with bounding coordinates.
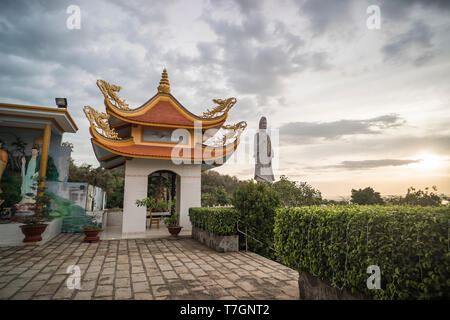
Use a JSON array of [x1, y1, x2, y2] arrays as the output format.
[[0, 234, 299, 300]]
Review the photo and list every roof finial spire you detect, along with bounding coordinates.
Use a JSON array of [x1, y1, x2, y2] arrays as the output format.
[[158, 68, 171, 94]]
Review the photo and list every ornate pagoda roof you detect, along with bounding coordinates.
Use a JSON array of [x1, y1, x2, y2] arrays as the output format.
[[84, 69, 247, 170], [98, 69, 233, 129]]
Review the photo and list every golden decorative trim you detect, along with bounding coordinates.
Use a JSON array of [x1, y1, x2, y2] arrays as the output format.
[[157, 68, 171, 94], [202, 98, 237, 119], [83, 106, 122, 140], [96, 79, 131, 111], [220, 121, 247, 145]]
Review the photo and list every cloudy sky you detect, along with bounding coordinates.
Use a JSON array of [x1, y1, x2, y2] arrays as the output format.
[[1, 0, 449, 198]]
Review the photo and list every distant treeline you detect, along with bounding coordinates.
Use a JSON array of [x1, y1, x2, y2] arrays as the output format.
[[68, 160, 448, 208]]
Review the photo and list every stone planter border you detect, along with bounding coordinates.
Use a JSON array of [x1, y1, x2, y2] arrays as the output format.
[[192, 226, 239, 252], [298, 271, 370, 300]]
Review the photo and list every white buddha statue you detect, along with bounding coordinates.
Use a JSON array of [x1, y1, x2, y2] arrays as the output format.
[[254, 116, 274, 183]]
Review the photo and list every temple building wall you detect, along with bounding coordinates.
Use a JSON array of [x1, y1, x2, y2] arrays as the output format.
[[122, 158, 200, 236]]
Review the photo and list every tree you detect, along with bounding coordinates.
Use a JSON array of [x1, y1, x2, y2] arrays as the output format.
[[200, 187, 230, 207], [351, 187, 384, 205], [272, 175, 323, 207], [201, 170, 243, 195], [214, 186, 230, 206], [383, 186, 443, 207], [201, 193, 216, 207], [403, 186, 441, 206]]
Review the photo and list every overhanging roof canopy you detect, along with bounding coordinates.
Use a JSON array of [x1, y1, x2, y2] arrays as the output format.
[[0, 102, 78, 135]]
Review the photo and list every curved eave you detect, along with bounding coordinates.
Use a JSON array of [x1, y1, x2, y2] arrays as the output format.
[[104, 94, 228, 129], [90, 135, 239, 164]]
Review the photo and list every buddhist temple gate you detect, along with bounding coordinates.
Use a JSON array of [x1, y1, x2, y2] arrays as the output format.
[[85, 69, 246, 237]]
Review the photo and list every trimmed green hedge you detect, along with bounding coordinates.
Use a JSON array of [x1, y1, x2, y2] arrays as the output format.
[[274, 205, 450, 300], [189, 207, 238, 236]]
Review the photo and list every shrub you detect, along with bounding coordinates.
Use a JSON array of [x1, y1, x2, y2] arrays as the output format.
[[272, 175, 323, 206], [189, 207, 238, 236], [232, 181, 281, 258], [274, 205, 450, 299]]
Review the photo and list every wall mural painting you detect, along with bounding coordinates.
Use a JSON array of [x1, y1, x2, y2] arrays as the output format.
[[0, 135, 76, 221]]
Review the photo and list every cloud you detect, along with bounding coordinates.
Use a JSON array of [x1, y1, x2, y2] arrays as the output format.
[[0, 0, 449, 185], [297, 0, 353, 36], [377, 0, 450, 20], [167, 0, 331, 105], [279, 113, 405, 144], [331, 159, 421, 170], [303, 158, 421, 171], [382, 21, 434, 65]]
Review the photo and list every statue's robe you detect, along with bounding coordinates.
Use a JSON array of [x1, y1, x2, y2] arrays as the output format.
[[254, 130, 274, 183], [20, 156, 39, 203]]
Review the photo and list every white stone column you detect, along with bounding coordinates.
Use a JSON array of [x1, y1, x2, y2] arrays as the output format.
[[178, 170, 201, 231], [122, 159, 148, 237]]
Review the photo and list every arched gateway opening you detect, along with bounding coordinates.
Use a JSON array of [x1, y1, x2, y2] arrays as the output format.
[[145, 170, 180, 231]]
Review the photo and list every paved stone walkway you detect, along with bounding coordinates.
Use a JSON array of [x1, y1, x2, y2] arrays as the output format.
[[0, 234, 298, 300]]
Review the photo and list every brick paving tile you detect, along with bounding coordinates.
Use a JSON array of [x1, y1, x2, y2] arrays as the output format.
[[115, 287, 132, 299], [0, 234, 298, 300], [115, 277, 131, 288], [134, 292, 154, 300]]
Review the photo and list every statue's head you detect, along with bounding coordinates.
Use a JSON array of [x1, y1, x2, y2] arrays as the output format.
[[259, 116, 267, 130], [31, 146, 39, 157]]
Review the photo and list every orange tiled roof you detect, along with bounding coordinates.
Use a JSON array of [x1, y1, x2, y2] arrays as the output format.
[[105, 94, 227, 129], [123, 100, 195, 126]]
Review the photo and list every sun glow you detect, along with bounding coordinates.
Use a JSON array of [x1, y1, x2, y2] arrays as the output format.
[[409, 153, 444, 171]]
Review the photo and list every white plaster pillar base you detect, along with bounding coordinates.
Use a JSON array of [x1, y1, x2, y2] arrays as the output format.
[[179, 175, 200, 231], [122, 160, 148, 236]]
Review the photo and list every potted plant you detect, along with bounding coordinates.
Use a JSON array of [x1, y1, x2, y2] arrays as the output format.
[[136, 197, 157, 212], [83, 224, 102, 243], [136, 197, 159, 228], [163, 213, 182, 236], [19, 176, 53, 243]]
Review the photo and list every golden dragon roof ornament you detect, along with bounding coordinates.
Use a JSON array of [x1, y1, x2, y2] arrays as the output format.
[[202, 97, 237, 119], [83, 106, 121, 140], [206, 120, 247, 147], [157, 68, 171, 94], [97, 79, 131, 111], [222, 121, 247, 145]]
